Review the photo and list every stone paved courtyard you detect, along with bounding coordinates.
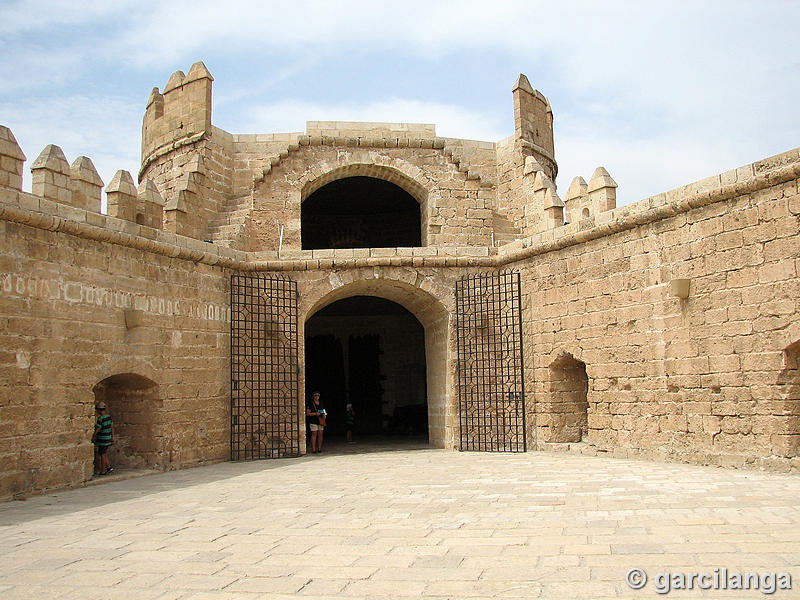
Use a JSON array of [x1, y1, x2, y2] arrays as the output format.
[[1, 441, 798, 599]]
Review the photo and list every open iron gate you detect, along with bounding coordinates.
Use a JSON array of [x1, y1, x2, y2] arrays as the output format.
[[455, 270, 526, 452], [231, 274, 301, 460]]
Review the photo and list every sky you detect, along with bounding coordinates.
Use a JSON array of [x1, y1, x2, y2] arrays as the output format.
[[1, 0, 799, 208]]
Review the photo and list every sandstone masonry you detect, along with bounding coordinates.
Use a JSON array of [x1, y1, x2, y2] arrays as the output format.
[[0, 62, 798, 500]]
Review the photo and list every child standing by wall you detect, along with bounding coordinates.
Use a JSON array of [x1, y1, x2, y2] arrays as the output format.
[[93, 402, 116, 476]]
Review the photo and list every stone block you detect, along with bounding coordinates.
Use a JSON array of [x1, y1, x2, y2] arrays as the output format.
[[137, 179, 164, 229], [69, 156, 103, 213], [106, 170, 138, 222], [31, 144, 71, 204]]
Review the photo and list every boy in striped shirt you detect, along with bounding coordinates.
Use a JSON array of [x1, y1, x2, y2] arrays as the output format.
[[93, 402, 116, 476]]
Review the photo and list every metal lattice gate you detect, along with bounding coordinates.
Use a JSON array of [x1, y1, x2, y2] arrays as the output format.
[[231, 274, 300, 460], [455, 270, 526, 452]]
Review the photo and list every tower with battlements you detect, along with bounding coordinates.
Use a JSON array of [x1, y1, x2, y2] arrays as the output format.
[[138, 62, 587, 253]]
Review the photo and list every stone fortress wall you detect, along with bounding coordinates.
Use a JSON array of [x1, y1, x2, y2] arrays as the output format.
[[0, 61, 797, 500]]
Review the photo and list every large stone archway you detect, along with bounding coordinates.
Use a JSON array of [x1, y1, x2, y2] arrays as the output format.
[[300, 162, 430, 204], [247, 144, 491, 252], [301, 275, 453, 448], [231, 268, 527, 455]]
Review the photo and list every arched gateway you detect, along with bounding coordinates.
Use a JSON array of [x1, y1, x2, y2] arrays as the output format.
[[230, 269, 527, 458], [230, 144, 527, 458]]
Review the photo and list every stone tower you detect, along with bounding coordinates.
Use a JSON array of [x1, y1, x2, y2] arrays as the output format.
[[140, 61, 233, 239], [512, 73, 556, 180]]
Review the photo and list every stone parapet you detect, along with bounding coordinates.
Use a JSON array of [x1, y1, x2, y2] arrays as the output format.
[[498, 148, 800, 266], [512, 73, 556, 180], [244, 130, 495, 188], [0, 188, 500, 272], [141, 61, 213, 165], [306, 121, 436, 139], [587, 166, 617, 213], [137, 179, 164, 229], [106, 170, 138, 222], [2, 145, 798, 274]]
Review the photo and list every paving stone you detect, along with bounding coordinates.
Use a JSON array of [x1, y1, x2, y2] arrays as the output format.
[[224, 575, 309, 594], [160, 573, 240, 590], [423, 579, 543, 598], [1, 445, 799, 599], [296, 578, 349, 595]]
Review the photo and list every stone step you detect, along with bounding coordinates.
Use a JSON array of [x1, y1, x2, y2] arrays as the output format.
[[494, 232, 520, 246], [207, 214, 248, 228], [205, 193, 252, 247], [210, 224, 240, 235], [212, 205, 250, 217]]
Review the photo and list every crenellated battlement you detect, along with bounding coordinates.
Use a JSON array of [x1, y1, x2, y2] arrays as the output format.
[[0, 126, 26, 190], [5, 117, 795, 275], [0, 125, 165, 232], [563, 166, 618, 223], [7, 63, 790, 264], [306, 121, 437, 140], [516, 156, 565, 232], [137, 64, 567, 247], [70, 156, 104, 213]]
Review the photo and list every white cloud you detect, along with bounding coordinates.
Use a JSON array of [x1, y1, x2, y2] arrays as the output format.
[[212, 56, 321, 109], [0, 0, 134, 34], [103, 1, 527, 66], [0, 50, 84, 94]]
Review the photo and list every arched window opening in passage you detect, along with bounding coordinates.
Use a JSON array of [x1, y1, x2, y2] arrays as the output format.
[[302, 176, 421, 250]]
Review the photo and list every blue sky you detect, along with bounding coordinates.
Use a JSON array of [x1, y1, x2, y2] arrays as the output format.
[[2, 0, 798, 207]]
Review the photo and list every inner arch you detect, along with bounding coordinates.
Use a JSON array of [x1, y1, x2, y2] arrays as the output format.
[[305, 296, 428, 441], [303, 280, 451, 448]]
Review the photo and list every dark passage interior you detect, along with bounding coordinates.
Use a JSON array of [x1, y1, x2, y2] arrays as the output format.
[[301, 176, 422, 249], [305, 296, 428, 441], [547, 353, 589, 443]]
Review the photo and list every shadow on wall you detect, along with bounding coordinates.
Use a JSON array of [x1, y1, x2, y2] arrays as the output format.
[[778, 341, 800, 458], [547, 353, 589, 443], [93, 373, 162, 470]]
